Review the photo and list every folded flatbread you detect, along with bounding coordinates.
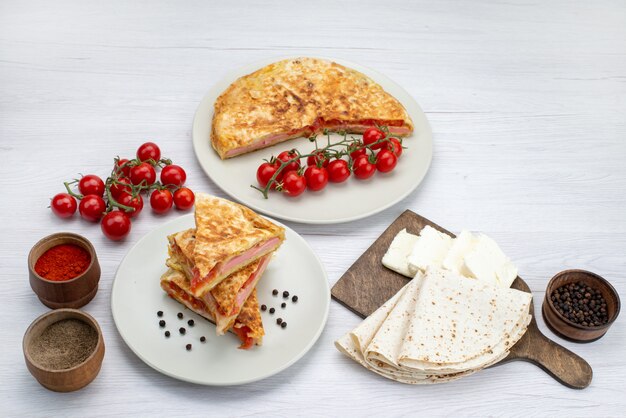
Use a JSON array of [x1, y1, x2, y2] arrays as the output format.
[[396, 268, 531, 372], [191, 193, 284, 296], [167, 228, 271, 335], [160, 268, 264, 349], [335, 268, 532, 384], [211, 57, 414, 159]]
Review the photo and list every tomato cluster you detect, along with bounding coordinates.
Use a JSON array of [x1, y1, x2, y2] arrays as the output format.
[[254, 127, 403, 198], [51, 142, 195, 241]]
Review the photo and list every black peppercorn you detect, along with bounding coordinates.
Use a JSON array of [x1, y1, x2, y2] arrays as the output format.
[[272, 289, 278, 296], [551, 281, 609, 327], [179, 327, 186, 335], [292, 295, 298, 303], [281, 322, 287, 328], [269, 307, 275, 314], [157, 311, 163, 317], [281, 302, 286, 308], [283, 291, 289, 298], [159, 320, 166, 327], [188, 319, 195, 327], [177, 312, 183, 319], [277, 318, 283, 325], [165, 331, 170, 337], [261, 304, 267, 311], [200, 336, 206, 343], [186, 344, 192, 351]]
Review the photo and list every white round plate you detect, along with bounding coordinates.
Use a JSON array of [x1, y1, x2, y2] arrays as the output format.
[[192, 56, 433, 224], [111, 213, 329, 386]]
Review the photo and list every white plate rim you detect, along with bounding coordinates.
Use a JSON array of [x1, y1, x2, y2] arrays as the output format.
[[110, 213, 330, 386], [192, 55, 433, 225]]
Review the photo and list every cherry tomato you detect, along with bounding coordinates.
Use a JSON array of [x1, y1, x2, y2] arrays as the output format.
[[256, 162, 280, 188], [130, 162, 157, 186], [383, 138, 403, 158], [117, 192, 144, 218], [363, 127, 386, 150], [304, 166, 329, 192], [101, 211, 131, 241], [110, 177, 132, 199], [306, 150, 329, 168], [282, 171, 306, 197], [114, 158, 132, 178], [173, 187, 195, 210], [353, 155, 376, 180], [136, 142, 161, 162], [327, 159, 350, 183], [150, 189, 173, 214], [79, 195, 106, 222], [51, 193, 77, 218], [160, 164, 186, 188], [78, 174, 105, 197], [348, 141, 367, 160], [277, 150, 301, 174], [376, 149, 398, 173]]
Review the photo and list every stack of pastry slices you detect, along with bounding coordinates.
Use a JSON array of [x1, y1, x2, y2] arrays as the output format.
[[160, 193, 285, 349]]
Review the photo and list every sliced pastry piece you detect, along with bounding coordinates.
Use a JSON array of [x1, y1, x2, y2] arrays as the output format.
[[167, 228, 272, 334], [160, 268, 264, 349], [211, 57, 414, 159], [192, 193, 284, 296]]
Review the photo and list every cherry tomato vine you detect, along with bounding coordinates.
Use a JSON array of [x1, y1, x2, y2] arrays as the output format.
[[252, 126, 405, 199], [50, 142, 195, 241]]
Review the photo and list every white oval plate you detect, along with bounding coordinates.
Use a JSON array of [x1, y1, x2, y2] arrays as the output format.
[[192, 56, 433, 224], [111, 213, 329, 386]]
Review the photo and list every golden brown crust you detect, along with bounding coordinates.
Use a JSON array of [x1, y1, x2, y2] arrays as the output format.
[[234, 288, 264, 341], [193, 193, 285, 280], [211, 57, 414, 159], [160, 268, 264, 344], [211, 262, 258, 313], [168, 228, 263, 315]]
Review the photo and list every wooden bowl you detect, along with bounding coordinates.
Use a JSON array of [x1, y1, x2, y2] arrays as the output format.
[[28, 232, 101, 309], [542, 269, 620, 343], [23, 309, 105, 392]]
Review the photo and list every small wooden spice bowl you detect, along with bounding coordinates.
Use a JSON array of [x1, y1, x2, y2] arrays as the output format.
[[542, 269, 620, 343], [23, 308, 105, 392], [28, 232, 101, 309]]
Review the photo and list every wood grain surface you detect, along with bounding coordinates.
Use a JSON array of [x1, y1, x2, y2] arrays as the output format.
[[332, 210, 593, 389], [2, 0, 625, 416]]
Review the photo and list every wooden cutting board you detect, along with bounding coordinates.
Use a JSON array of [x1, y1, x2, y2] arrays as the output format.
[[331, 210, 593, 389]]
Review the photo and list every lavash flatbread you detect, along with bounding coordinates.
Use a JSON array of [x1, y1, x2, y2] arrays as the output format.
[[335, 267, 532, 384], [335, 276, 472, 384], [397, 268, 532, 371], [363, 273, 423, 368]]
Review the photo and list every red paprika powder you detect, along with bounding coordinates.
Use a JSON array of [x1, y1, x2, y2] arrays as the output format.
[[34, 244, 91, 281]]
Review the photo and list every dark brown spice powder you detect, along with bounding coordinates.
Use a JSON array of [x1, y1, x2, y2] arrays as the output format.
[[28, 319, 98, 370]]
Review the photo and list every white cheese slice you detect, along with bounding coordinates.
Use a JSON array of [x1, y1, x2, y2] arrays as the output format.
[[496, 260, 518, 288], [462, 234, 508, 287], [407, 226, 453, 275], [382, 226, 519, 289], [382, 229, 419, 277], [442, 230, 477, 276]]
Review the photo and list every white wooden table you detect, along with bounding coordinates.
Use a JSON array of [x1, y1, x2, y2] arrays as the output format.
[[2, 0, 625, 416]]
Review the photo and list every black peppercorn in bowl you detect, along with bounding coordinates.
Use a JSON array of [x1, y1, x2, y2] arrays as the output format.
[[542, 269, 620, 343]]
